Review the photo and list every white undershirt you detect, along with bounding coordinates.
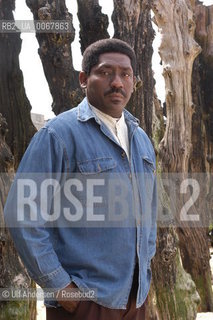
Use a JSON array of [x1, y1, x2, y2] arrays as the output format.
[[89, 104, 130, 160]]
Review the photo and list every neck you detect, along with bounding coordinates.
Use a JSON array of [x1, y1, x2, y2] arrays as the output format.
[[88, 104, 123, 118]]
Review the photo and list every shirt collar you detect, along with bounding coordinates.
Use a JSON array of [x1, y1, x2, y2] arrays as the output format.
[[89, 103, 125, 126], [77, 97, 140, 126]]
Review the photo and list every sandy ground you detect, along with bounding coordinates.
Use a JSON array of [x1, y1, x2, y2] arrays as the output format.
[[36, 249, 213, 320]]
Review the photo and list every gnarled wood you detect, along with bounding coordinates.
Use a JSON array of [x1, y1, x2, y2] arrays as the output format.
[[77, 0, 109, 53], [152, 0, 201, 173], [152, 0, 213, 312], [0, 114, 34, 320], [195, 1, 213, 220], [0, 1, 37, 318], [0, 0, 36, 169], [26, 0, 83, 115], [150, 227, 200, 319]]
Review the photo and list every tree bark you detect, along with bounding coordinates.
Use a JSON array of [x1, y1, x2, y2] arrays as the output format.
[[77, 0, 109, 53], [26, 0, 83, 115], [152, 0, 201, 173], [0, 1, 37, 318], [152, 0, 213, 313], [150, 227, 201, 319], [0, 115, 35, 320], [0, 0, 36, 169], [194, 0, 213, 223]]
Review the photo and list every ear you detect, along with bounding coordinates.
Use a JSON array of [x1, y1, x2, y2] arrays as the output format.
[[133, 75, 142, 92], [79, 71, 88, 89], [133, 76, 137, 92]]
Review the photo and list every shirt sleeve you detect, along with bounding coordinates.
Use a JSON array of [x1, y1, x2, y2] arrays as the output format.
[[4, 126, 71, 290]]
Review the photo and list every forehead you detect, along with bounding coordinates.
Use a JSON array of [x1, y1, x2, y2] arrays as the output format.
[[96, 52, 132, 69]]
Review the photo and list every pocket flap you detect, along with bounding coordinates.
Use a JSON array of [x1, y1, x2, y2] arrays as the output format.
[[142, 156, 156, 172], [78, 158, 116, 174]]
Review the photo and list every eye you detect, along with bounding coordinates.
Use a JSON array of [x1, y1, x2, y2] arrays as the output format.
[[122, 72, 131, 78], [101, 70, 110, 76]]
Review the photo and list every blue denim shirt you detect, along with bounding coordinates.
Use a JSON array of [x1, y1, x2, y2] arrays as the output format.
[[4, 98, 157, 309]]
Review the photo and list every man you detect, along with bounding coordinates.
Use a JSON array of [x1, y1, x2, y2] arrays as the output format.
[[4, 38, 157, 319]]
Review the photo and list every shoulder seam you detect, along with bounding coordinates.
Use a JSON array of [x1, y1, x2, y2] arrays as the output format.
[[42, 127, 70, 172]]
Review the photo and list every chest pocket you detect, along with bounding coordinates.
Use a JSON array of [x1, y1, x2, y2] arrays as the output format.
[[142, 156, 156, 174], [77, 157, 117, 175]]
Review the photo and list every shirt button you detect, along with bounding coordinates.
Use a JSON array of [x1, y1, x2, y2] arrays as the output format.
[[121, 151, 126, 158]]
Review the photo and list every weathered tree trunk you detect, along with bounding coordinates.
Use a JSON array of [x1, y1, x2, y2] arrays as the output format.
[[0, 0, 36, 169], [0, 1, 37, 319], [190, 0, 213, 309], [25, 0, 111, 116], [112, 0, 154, 137], [150, 226, 201, 319], [152, 0, 201, 172], [77, 0, 109, 53], [194, 0, 213, 224], [26, 0, 83, 115], [152, 0, 213, 313], [0, 115, 36, 320], [150, 89, 202, 319]]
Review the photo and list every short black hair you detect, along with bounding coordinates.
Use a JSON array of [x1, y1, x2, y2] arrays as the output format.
[[82, 38, 136, 75]]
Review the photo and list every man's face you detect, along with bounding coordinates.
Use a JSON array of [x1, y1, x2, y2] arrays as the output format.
[[79, 52, 135, 117]]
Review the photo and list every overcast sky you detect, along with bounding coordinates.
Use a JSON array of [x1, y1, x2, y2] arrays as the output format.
[[13, 0, 213, 119]]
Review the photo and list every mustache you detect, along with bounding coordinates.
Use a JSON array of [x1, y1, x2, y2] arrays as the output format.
[[104, 88, 127, 98]]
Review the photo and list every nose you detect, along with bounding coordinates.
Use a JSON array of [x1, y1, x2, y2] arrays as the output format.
[[110, 74, 123, 89]]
